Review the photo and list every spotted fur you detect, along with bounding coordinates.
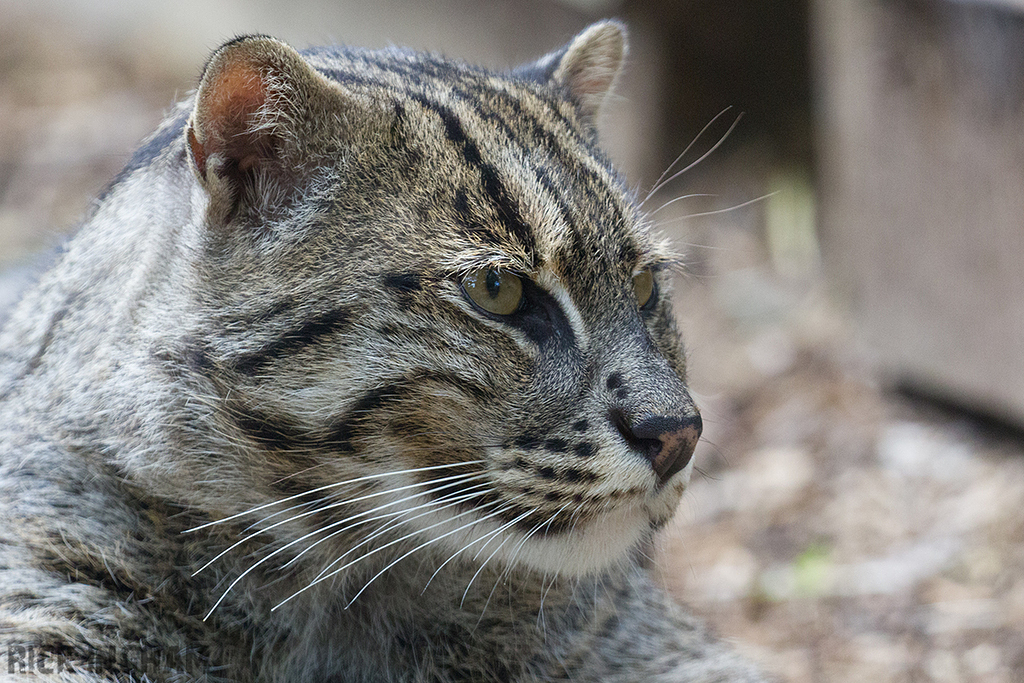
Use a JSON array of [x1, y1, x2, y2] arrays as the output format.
[[0, 22, 768, 682]]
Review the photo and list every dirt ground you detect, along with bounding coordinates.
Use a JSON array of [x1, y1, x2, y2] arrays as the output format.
[[659, 203, 1024, 682], [2, 17, 1022, 683]]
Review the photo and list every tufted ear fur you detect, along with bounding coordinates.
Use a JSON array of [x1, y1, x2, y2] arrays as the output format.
[[519, 21, 627, 123], [186, 36, 340, 224]]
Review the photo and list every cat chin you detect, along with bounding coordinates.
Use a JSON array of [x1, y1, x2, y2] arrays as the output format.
[[509, 506, 651, 576], [409, 467, 693, 579], [501, 471, 693, 577], [440, 505, 652, 577]]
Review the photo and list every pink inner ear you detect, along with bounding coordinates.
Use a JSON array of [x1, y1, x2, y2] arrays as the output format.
[[187, 126, 207, 179], [573, 69, 613, 100], [192, 62, 270, 178], [206, 63, 268, 133]]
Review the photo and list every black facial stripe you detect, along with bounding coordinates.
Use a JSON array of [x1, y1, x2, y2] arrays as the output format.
[[323, 369, 496, 447], [178, 339, 214, 377], [322, 381, 405, 451], [468, 88, 633, 248], [381, 55, 583, 143], [230, 306, 353, 374], [467, 85, 622, 221], [316, 58, 636, 270], [574, 443, 595, 458], [454, 274, 578, 356], [429, 74, 622, 243], [382, 273, 423, 293], [563, 468, 598, 484], [544, 438, 568, 452], [228, 370, 492, 455], [436, 84, 634, 286], [532, 164, 579, 237], [410, 94, 536, 257], [514, 434, 541, 450], [520, 277, 577, 351], [367, 56, 583, 154], [310, 48, 633, 241], [410, 72, 627, 257], [382, 272, 426, 311], [228, 402, 331, 453]]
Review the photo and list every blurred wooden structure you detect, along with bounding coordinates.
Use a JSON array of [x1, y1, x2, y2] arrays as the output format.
[[814, 0, 1024, 426]]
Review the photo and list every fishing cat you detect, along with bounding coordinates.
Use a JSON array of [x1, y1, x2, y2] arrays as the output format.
[[0, 21, 768, 682]]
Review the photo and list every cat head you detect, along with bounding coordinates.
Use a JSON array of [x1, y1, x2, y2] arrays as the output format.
[[179, 22, 700, 580]]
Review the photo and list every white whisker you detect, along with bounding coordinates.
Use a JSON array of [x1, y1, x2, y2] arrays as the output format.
[[302, 483, 493, 579], [477, 504, 571, 627], [503, 503, 571, 575], [641, 110, 744, 206], [538, 570, 556, 632], [647, 193, 716, 218], [278, 497, 508, 609], [644, 106, 735, 205], [232, 480, 486, 575], [275, 494, 529, 611], [193, 470, 486, 576], [337, 497, 529, 610], [655, 193, 771, 225], [185, 460, 485, 533], [460, 508, 535, 607], [199, 474, 488, 619]]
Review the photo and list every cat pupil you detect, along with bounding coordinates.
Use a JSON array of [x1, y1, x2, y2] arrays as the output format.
[[486, 269, 501, 298]]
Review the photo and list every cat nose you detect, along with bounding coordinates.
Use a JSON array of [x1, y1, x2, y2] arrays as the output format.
[[613, 410, 702, 485]]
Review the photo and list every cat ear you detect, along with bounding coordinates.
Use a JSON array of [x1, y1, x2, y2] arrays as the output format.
[[519, 21, 627, 122], [186, 36, 335, 222]]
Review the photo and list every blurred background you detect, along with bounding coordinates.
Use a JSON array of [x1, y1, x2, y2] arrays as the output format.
[[1, 0, 1023, 680]]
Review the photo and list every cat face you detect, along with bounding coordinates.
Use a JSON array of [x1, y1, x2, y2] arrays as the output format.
[[183, 23, 699, 581]]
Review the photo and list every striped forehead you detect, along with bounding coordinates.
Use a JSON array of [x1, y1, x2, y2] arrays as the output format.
[[306, 47, 654, 282]]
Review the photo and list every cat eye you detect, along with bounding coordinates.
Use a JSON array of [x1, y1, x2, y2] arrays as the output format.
[[632, 269, 656, 309], [462, 268, 524, 316]]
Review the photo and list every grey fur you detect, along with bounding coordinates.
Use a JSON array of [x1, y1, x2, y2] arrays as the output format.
[[0, 22, 769, 682]]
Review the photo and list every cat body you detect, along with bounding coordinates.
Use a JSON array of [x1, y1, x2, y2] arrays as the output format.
[[0, 23, 767, 682]]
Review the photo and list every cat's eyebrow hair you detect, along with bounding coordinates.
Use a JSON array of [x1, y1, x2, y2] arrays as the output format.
[[642, 253, 683, 270], [448, 249, 536, 275]]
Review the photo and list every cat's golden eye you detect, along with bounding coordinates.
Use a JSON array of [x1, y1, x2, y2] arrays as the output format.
[[632, 269, 656, 309], [462, 268, 524, 316]]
